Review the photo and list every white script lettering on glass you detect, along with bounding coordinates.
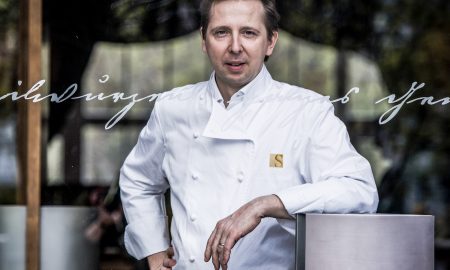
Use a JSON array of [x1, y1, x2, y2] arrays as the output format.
[[375, 82, 449, 124], [0, 76, 448, 130]]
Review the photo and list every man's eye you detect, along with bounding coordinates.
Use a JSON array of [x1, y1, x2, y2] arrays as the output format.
[[214, 30, 228, 37], [243, 31, 257, 37]]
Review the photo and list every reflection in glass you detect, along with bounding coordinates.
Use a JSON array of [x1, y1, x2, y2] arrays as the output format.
[[0, 0, 445, 268]]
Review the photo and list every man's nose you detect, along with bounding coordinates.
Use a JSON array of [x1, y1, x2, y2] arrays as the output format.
[[229, 34, 242, 54]]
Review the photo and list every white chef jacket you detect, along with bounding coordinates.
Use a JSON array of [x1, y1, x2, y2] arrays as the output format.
[[120, 65, 379, 270]]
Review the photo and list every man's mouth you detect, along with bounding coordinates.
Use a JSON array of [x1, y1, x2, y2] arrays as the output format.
[[225, 61, 245, 71]]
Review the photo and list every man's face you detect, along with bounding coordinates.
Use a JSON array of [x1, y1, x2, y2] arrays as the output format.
[[202, 0, 278, 92]]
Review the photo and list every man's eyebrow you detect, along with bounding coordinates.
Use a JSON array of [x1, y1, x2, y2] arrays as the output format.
[[209, 26, 230, 32], [209, 26, 261, 33], [240, 26, 260, 33]]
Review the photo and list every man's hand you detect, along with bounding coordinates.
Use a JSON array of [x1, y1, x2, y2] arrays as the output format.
[[204, 195, 293, 270], [147, 246, 176, 270]]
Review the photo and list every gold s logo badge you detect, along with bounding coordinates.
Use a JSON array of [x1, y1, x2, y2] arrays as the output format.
[[269, 154, 283, 168]]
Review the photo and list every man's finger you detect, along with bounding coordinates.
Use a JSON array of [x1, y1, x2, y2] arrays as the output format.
[[204, 227, 217, 261], [221, 240, 233, 265], [221, 259, 228, 270], [220, 244, 230, 270], [207, 229, 223, 270], [212, 243, 221, 270], [167, 246, 174, 258], [162, 257, 177, 268], [210, 220, 228, 269], [222, 229, 240, 264], [215, 217, 235, 268]]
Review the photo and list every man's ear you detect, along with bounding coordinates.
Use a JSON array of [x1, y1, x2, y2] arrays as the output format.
[[266, 31, 279, 56], [200, 27, 207, 53]]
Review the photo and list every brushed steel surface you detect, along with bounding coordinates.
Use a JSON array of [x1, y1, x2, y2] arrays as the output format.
[[40, 206, 99, 270], [0, 206, 26, 270], [296, 214, 434, 270], [1, 206, 99, 270], [295, 214, 306, 270]]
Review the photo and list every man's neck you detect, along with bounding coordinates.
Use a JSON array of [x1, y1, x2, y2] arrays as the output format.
[[218, 89, 236, 107], [214, 65, 265, 107], [216, 80, 240, 108]]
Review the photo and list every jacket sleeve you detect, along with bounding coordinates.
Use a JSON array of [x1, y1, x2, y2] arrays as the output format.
[[275, 101, 379, 219], [119, 102, 170, 259]]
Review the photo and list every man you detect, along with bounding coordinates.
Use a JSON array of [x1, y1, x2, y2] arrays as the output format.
[[119, 0, 379, 269]]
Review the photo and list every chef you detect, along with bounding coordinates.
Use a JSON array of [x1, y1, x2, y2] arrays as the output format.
[[119, 0, 379, 269]]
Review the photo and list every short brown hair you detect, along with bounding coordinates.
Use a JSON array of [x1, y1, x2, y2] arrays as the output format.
[[200, 0, 280, 41]]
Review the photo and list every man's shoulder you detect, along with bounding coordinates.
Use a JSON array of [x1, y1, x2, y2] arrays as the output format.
[[156, 81, 208, 104], [269, 80, 332, 109]]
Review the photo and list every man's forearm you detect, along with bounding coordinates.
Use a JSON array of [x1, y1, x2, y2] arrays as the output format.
[[254, 194, 294, 220], [204, 194, 294, 269]]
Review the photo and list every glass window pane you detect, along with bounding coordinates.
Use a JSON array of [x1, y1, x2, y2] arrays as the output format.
[[0, 0, 19, 195], [81, 125, 140, 185]]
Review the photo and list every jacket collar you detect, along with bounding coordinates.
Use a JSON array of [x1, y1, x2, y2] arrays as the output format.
[[202, 65, 273, 141], [207, 64, 273, 105]]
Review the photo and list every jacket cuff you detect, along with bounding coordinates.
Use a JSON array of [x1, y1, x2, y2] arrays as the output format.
[[274, 183, 325, 215], [123, 216, 170, 260]]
